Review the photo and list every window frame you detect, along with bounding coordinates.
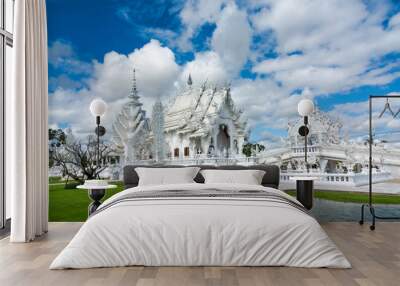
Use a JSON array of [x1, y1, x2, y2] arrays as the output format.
[[0, 0, 13, 230]]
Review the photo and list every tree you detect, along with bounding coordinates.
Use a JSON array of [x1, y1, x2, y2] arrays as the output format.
[[242, 143, 265, 157], [48, 128, 66, 167], [49, 128, 66, 144], [52, 135, 112, 185]]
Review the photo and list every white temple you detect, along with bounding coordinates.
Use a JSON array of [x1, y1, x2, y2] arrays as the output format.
[[260, 108, 395, 187], [108, 69, 400, 188], [281, 107, 344, 173], [111, 72, 248, 166], [163, 75, 248, 160]]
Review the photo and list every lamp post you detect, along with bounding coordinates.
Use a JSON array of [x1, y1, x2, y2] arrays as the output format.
[[290, 98, 316, 210], [297, 99, 314, 173], [89, 99, 107, 174]]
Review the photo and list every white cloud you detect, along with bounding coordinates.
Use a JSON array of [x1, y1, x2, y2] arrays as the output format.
[[48, 40, 73, 63], [251, 0, 400, 94], [180, 51, 229, 85], [251, 0, 375, 53], [177, 2, 252, 87], [178, 0, 227, 51], [129, 40, 181, 103], [48, 40, 92, 75], [211, 2, 251, 75], [231, 78, 302, 131], [116, 6, 131, 23], [328, 96, 400, 140], [49, 74, 84, 90], [49, 88, 92, 136], [86, 40, 180, 108], [49, 0, 400, 146], [145, 27, 180, 48], [389, 12, 400, 28], [49, 39, 180, 138], [257, 130, 284, 146]]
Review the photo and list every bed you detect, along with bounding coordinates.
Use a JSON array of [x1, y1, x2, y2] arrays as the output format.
[[50, 165, 350, 269]]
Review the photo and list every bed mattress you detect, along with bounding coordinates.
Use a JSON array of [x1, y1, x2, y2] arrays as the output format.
[[50, 183, 350, 269]]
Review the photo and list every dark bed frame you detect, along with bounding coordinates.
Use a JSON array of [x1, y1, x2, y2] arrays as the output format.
[[123, 164, 280, 189]]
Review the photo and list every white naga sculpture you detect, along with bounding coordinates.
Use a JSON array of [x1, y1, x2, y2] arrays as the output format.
[[111, 69, 150, 164]]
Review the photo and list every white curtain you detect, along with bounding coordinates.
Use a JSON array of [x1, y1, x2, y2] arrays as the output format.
[[9, 0, 48, 242]]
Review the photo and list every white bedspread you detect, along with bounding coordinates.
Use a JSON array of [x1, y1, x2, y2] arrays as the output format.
[[50, 183, 351, 269]]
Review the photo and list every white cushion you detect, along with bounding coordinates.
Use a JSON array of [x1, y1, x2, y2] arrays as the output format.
[[200, 169, 266, 185], [135, 167, 201, 186]]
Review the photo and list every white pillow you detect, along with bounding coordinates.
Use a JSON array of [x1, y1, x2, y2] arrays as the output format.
[[135, 167, 200, 186], [200, 169, 266, 185]]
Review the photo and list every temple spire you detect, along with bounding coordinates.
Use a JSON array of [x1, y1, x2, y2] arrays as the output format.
[[187, 73, 193, 86], [129, 68, 142, 106]]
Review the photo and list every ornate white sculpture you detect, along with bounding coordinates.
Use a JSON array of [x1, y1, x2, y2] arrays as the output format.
[[112, 69, 150, 164], [287, 107, 343, 147], [151, 98, 165, 162]]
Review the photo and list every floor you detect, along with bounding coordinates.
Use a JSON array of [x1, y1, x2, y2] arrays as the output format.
[[0, 222, 399, 286], [0, 219, 11, 239]]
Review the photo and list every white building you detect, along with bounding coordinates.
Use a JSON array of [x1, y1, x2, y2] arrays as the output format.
[[259, 108, 396, 187], [109, 70, 400, 187], [110, 73, 249, 166], [163, 76, 248, 161]]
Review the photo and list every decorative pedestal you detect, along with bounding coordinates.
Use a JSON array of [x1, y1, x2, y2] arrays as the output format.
[[289, 177, 319, 210], [77, 185, 117, 216], [88, 189, 106, 215]]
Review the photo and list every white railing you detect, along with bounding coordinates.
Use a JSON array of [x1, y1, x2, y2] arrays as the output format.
[[290, 145, 321, 154], [280, 170, 392, 187], [124, 156, 260, 166], [165, 156, 260, 166]]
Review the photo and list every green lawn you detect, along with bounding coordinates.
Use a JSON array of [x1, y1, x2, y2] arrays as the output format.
[[49, 181, 124, 222], [285, 189, 400, 204], [49, 183, 400, 222], [48, 176, 63, 184]]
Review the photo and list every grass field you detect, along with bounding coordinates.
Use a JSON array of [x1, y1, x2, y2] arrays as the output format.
[[285, 189, 400, 204], [49, 183, 400, 222], [49, 181, 124, 222]]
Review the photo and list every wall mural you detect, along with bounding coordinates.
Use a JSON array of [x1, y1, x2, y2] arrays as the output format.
[[47, 0, 400, 221]]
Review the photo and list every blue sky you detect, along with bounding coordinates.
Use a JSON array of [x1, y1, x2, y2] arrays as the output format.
[[47, 0, 400, 144]]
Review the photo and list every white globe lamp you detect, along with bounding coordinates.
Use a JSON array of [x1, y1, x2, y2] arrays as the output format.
[[297, 99, 314, 117], [90, 98, 107, 117]]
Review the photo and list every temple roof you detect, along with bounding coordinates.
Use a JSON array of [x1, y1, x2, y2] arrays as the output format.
[[164, 80, 247, 136]]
